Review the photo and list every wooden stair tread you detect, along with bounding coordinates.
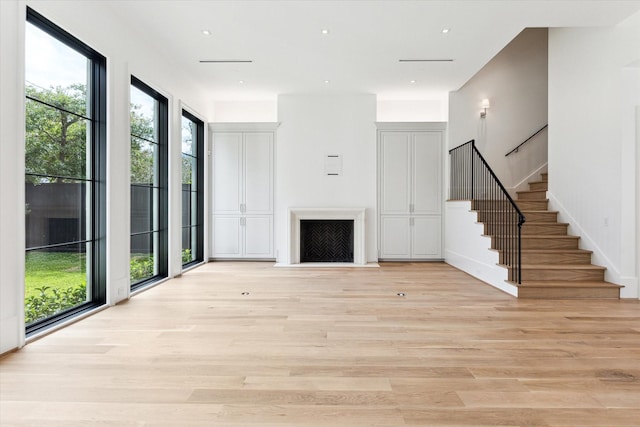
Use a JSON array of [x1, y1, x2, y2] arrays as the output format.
[[517, 280, 622, 289], [518, 249, 592, 254], [519, 264, 605, 270], [517, 190, 547, 195]]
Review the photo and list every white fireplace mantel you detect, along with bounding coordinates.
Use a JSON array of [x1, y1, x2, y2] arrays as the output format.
[[288, 208, 367, 265]]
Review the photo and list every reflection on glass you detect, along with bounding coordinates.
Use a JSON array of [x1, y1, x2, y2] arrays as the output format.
[[181, 117, 195, 156], [25, 22, 88, 115], [131, 185, 153, 234], [25, 180, 87, 248], [25, 100, 88, 179], [130, 137, 156, 185], [181, 154, 196, 187], [130, 86, 156, 141], [25, 244, 88, 325], [130, 232, 156, 284]]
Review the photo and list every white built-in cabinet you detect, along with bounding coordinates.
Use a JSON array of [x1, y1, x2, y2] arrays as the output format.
[[376, 123, 445, 260], [210, 123, 278, 259]]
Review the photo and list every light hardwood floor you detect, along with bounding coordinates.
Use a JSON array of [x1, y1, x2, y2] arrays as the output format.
[[1, 262, 640, 426]]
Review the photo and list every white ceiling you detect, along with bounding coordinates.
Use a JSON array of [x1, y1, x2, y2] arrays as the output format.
[[105, 0, 640, 101]]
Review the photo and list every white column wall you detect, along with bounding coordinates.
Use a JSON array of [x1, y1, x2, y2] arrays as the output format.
[[548, 11, 640, 297], [276, 94, 378, 264], [0, 0, 212, 353], [0, 0, 26, 353]]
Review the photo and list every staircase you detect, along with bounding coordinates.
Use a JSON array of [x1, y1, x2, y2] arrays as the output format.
[[489, 173, 621, 299]]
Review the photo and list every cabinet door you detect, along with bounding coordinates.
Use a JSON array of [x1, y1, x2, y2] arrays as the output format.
[[213, 133, 242, 214], [412, 216, 442, 258], [212, 216, 242, 257], [244, 216, 273, 258], [244, 133, 273, 214], [412, 132, 442, 215], [380, 216, 411, 258], [379, 132, 411, 214]]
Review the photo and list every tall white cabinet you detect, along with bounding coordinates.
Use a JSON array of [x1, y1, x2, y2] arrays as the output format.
[[377, 123, 445, 260], [210, 123, 278, 259]]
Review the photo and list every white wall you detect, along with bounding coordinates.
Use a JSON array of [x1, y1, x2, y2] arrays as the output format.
[[377, 99, 448, 122], [276, 94, 378, 264], [0, 0, 212, 352], [549, 11, 640, 298], [0, 0, 26, 354], [211, 100, 278, 123], [448, 28, 548, 193]]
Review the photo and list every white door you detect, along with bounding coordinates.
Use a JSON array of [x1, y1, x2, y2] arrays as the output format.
[[413, 132, 442, 215], [380, 216, 411, 258], [213, 133, 242, 215], [244, 133, 273, 214], [212, 216, 242, 257], [244, 216, 273, 257], [380, 132, 410, 215], [412, 216, 442, 258]]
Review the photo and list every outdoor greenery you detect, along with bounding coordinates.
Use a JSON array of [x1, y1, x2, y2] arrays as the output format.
[[25, 84, 197, 323], [24, 252, 86, 324]]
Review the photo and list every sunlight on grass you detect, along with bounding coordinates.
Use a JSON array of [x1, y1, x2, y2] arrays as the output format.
[[25, 252, 86, 299]]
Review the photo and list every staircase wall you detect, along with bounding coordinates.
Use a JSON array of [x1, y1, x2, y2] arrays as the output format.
[[548, 11, 640, 299], [445, 201, 517, 296], [448, 28, 548, 193]]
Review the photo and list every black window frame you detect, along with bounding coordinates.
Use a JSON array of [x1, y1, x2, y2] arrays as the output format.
[[181, 110, 205, 268], [129, 76, 169, 290], [25, 7, 107, 336]]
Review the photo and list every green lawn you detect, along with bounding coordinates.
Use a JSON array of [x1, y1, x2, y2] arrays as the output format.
[[25, 252, 86, 299]]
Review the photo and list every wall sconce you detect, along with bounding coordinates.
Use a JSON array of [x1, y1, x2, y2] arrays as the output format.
[[480, 98, 490, 118]]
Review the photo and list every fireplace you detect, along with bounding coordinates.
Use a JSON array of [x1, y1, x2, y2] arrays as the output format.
[[288, 208, 366, 265], [300, 220, 354, 262]]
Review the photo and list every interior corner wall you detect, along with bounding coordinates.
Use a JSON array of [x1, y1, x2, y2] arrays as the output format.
[[0, 0, 213, 352], [1, 0, 26, 353], [448, 28, 548, 192], [211, 100, 278, 122], [548, 10, 640, 297], [275, 94, 378, 264]]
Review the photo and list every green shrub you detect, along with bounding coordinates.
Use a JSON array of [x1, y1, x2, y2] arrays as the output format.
[[25, 283, 86, 324], [130, 255, 154, 283]]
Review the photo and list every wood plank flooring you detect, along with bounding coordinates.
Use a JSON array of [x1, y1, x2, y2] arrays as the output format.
[[1, 262, 640, 426]]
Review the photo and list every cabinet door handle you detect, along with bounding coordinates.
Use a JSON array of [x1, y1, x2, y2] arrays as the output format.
[[240, 217, 246, 226], [410, 217, 415, 226], [409, 204, 414, 213], [240, 203, 245, 212]]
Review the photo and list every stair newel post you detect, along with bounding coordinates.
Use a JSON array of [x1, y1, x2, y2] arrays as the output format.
[[517, 215, 524, 284]]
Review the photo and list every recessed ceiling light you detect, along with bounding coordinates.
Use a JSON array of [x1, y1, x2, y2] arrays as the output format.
[[321, 29, 330, 35], [324, 79, 330, 84], [441, 28, 450, 34], [201, 29, 212, 36], [410, 80, 416, 84], [238, 80, 244, 84]]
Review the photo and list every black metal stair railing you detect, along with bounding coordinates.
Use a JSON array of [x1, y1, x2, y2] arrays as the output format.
[[449, 140, 526, 283]]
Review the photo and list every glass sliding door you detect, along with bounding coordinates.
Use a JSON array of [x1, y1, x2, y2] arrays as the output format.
[[24, 8, 106, 333], [181, 111, 204, 266], [130, 77, 168, 288]]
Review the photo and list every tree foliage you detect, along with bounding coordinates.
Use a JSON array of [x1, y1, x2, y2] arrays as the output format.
[[25, 84, 87, 181], [25, 83, 155, 183]]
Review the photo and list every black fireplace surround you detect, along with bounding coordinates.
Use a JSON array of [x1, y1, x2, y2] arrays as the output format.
[[300, 219, 354, 262]]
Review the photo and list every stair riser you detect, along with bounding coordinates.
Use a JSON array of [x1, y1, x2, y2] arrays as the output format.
[[516, 201, 549, 210], [541, 173, 548, 182], [528, 182, 548, 191], [518, 287, 619, 299], [517, 191, 547, 200], [509, 252, 593, 265], [485, 224, 568, 236], [520, 269, 605, 282], [519, 212, 558, 222], [492, 238, 579, 250], [477, 211, 558, 223]]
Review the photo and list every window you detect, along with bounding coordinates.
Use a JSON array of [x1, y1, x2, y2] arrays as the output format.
[[24, 8, 106, 334], [130, 77, 168, 288], [181, 111, 204, 266]]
